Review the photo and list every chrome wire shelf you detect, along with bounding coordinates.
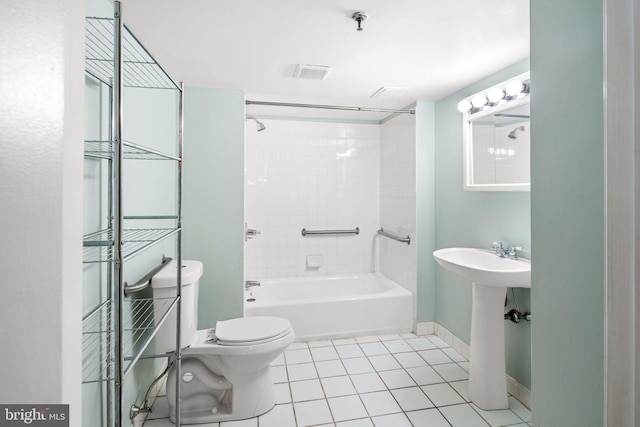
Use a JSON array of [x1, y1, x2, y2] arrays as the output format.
[[84, 140, 181, 161], [82, 297, 177, 384], [83, 228, 180, 263], [85, 17, 179, 90], [83, 3, 183, 425]]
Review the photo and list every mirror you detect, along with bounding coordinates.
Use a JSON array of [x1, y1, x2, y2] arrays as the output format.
[[463, 86, 530, 191]]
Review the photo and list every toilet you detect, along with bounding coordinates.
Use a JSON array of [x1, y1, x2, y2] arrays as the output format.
[[151, 260, 294, 424]]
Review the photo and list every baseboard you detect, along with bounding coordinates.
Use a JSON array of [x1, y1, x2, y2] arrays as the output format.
[[506, 375, 532, 409], [418, 322, 532, 409], [415, 321, 435, 335]]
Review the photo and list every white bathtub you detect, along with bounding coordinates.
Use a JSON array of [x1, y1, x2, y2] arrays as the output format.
[[244, 273, 413, 340]]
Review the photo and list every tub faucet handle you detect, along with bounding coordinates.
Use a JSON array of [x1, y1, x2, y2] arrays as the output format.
[[246, 228, 260, 237], [245, 224, 261, 241]]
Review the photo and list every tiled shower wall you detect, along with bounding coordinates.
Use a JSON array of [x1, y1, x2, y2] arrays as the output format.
[[244, 116, 417, 295], [380, 114, 417, 295], [244, 119, 381, 280]]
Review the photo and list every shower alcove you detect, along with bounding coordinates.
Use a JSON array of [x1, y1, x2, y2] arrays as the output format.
[[243, 108, 421, 338]]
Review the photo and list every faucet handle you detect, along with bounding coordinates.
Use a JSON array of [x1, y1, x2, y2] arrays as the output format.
[[245, 222, 261, 241], [508, 246, 522, 259], [492, 241, 503, 249]]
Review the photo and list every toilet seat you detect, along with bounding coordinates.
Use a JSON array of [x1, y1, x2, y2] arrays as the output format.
[[214, 316, 292, 346]]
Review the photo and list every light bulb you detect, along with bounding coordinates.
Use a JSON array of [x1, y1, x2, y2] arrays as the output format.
[[487, 87, 505, 103], [471, 94, 487, 109], [505, 80, 524, 96], [457, 99, 472, 113]]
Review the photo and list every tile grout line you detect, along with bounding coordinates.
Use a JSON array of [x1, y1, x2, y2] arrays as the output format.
[[353, 337, 409, 424]]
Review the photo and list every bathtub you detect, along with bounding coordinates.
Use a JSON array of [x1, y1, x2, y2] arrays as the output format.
[[244, 273, 413, 340]]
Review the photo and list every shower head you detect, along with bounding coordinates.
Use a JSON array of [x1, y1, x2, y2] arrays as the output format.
[[247, 116, 266, 132], [508, 125, 525, 139]]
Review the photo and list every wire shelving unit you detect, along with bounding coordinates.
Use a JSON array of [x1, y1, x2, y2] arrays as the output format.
[[82, 3, 184, 426]]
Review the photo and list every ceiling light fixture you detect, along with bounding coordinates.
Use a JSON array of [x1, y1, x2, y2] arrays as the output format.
[[352, 12, 368, 31]]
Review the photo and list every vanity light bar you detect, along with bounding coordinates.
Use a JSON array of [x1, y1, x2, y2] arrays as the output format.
[[457, 79, 530, 114]]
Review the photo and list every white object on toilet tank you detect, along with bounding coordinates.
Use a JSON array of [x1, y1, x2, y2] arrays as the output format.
[[151, 260, 204, 354]]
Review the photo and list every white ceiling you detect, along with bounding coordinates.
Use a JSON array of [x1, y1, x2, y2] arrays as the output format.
[[123, 0, 529, 120]]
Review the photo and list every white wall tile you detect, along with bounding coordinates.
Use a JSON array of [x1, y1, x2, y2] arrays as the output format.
[[379, 115, 417, 296], [245, 119, 380, 279]]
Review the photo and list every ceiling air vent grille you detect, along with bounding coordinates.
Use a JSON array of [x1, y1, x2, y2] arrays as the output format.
[[294, 64, 332, 80], [370, 86, 408, 98]]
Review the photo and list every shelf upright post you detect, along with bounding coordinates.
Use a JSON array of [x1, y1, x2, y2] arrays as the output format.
[[112, 2, 124, 426], [106, 79, 114, 427], [174, 82, 184, 427]]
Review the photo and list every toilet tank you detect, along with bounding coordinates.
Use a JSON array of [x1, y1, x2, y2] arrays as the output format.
[[151, 259, 204, 354]]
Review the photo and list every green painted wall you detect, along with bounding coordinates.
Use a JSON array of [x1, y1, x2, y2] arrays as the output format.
[[416, 101, 437, 322], [183, 86, 245, 328], [433, 59, 532, 388], [530, 1, 605, 425]]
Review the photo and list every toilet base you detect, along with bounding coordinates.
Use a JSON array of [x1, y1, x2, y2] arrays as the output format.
[[166, 359, 276, 425]]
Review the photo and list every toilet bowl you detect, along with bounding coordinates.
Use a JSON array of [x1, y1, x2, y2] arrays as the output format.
[[151, 260, 294, 424]]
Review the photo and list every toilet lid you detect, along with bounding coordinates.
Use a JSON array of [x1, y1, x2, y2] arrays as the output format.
[[214, 316, 292, 346]]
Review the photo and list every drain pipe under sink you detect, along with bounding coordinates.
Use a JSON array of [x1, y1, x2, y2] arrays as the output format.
[[504, 288, 531, 323]]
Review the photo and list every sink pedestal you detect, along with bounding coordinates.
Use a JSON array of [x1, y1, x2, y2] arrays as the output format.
[[468, 283, 509, 410]]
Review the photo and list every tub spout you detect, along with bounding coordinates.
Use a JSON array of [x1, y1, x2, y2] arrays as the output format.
[[245, 280, 261, 289]]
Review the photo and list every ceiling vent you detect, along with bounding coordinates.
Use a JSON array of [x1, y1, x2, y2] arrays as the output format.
[[370, 86, 408, 98], [293, 64, 332, 80]]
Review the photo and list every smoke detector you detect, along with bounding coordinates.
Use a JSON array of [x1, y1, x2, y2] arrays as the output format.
[[293, 64, 332, 80]]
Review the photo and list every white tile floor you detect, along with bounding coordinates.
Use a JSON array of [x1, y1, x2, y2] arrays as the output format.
[[145, 333, 531, 427]]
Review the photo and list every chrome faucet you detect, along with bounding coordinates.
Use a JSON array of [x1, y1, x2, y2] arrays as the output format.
[[492, 241, 521, 259], [245, 280, 261, 289], [492, 241, 509, 257]]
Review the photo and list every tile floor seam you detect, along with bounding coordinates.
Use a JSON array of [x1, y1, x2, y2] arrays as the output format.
[[329, 362, 374, 424], [434, 405, 459, 427]]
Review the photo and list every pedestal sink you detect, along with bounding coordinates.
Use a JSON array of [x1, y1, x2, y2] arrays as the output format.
[[433, 248, 531, 410]]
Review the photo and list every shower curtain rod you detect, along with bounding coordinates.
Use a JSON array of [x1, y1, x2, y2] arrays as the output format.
[[245, 100, 415, 115]]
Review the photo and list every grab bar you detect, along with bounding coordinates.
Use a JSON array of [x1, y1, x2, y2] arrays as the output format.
[[302, 227, 360, 236], [124, 255, 172, 296], [377, 228, 411, 245]]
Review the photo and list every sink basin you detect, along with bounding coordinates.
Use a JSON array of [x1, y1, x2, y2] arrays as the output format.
[[433, 247, 532, 410], [433, 247, 531, 288]]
